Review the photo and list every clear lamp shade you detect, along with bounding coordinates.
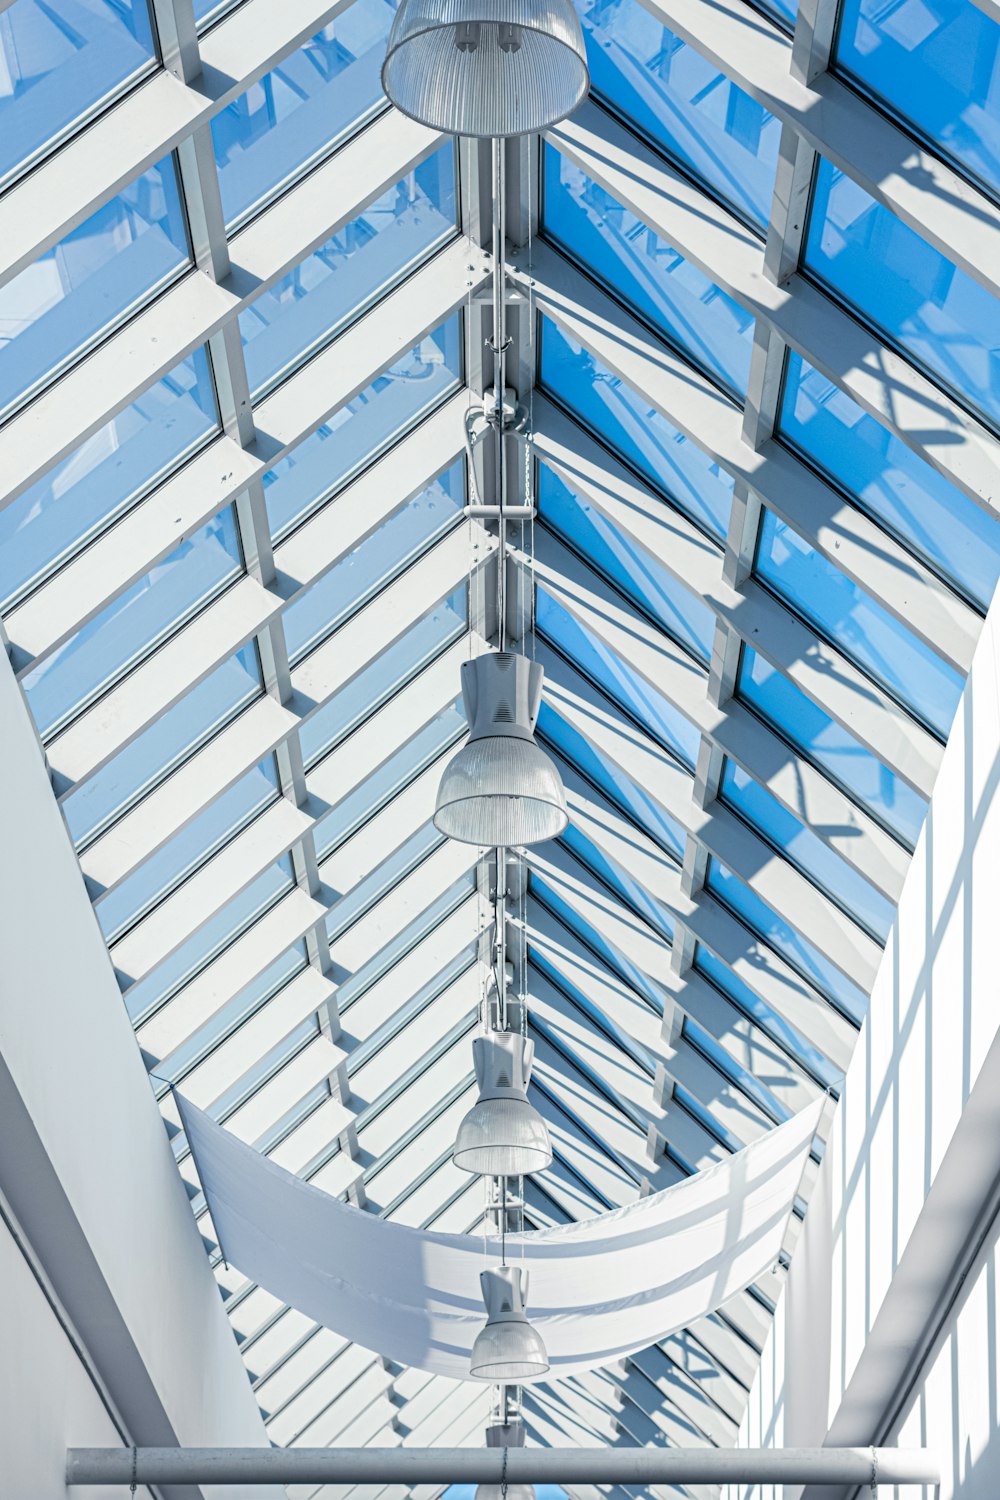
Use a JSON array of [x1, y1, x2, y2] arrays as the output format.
[[381, 0, 589, 137], [469, 1316, 549, 1380], [476, 1487, 536, 1500], [454, 1095, 552, 1176], [433, 735, 568, 847]]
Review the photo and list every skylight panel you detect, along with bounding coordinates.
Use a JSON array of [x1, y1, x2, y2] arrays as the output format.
[[576, 0, 780, 229], [835, 0, 1000, 201], [536, 699, 687, 860], [539, 318, 734, 542], [313, 700, 463, 862], [0, 0, 157, 190], [541, 146, 754, 398], [124, 853, 296, 1025], [299, 582, 467, 767], [559, 820, 677, 943], [0, 348, 218, 613], [719, 761, 894, 942], [737, 646, 926, 849], [335, 872, 475, 1012], [240, 150, 457, 399], [532, 876, 665, 1021], [284, 463, 464, 664], [705, 857, 868, 1024], [211, 0, 397, 228], [537, 584, 704, 767], [694, 945, 841, 1090], [326, 823, 444, 941], [0, 156, 190, 421], [61, 642, 263, 848], [804, 156, 1000, 432], [22, 507, 243, 741], [538, 465, 715, 664], [263, 316, 462, 542], [755, 508, 965, 739], [778, 350, 1000, 611], [96, 755, 280, 943]]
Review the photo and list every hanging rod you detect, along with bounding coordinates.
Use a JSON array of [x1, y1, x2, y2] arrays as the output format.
[[66, 1445, 940, 1487]]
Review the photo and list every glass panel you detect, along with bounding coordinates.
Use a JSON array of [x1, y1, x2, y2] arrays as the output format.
[[240, 149, 456, 398], [835, 0, 1000, 201], [755, 507, 964, 738], [804, 156, 1000, 431], [284, 461, 464, 664], [337, 872, 474, 1012], [576, 0, 780, 228], [326, 822, 442, 940], [314, 699, 464, 861], [539, 318, 733, 541], [0, 157, 189, 420], [561, 820, 676, 943], [683, 1016, 791, 1123], [533, 873, 664, 1024], [0, 0, 156, 189], [210, 1016, 320, 1124], [263, 315, 462, 541], [537, 699, 686, 860], [720, 760, 894, 941], [779, 349, 1000, 610], [98, 756, 280, 942], [738, 646, 926, 848], [157, 942, 308, 1081], [125, 855, 296, 1025], [537, 583, 703, 768], [542, 146, 753, 397], [300, 583, 466, 767], [0, 348, 219, 612], [24, 508, 243, 742], [62, 642, 262, 848], [193, 0, 244, 28], [538, 464, 714, 662], [211, 0, 397, 227], [706, 856, 868, 1022], [695, 945, 842, 1089]]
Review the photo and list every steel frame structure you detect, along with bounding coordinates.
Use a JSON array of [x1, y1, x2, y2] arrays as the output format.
[[2, 0, 999, 1489]]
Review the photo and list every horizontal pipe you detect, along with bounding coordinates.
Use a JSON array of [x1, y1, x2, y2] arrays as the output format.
[[66, 1446, 941, 1487], [464, 504, 536, 518]]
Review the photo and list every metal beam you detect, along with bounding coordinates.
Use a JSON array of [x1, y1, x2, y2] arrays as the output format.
[[65, 1446, 941, 1486]]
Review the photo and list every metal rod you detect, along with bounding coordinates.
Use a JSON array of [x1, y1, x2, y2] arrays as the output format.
[[491, 134, 507, 651], [66, 1447, 941, 1487], [465, 505, 535, 519]]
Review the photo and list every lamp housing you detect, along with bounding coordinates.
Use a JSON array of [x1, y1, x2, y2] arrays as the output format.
[[454, 1031, 552, 1177]]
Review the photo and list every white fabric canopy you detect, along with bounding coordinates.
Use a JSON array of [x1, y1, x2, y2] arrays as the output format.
[[179, 1093, 822, 1381]]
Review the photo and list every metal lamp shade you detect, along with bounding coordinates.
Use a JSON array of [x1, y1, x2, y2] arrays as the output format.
[[470, 1266, 549, 1380], [434, 653, 568, 848], [381, 0, 589, 137], [454, 1032, 552, 1176]]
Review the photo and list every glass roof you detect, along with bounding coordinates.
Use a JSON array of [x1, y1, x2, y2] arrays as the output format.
[[3, 0, 998, 1467]]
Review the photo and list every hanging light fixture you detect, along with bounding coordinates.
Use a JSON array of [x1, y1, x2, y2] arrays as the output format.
[[471, 1265, 549, 1380], [434, 652, 568, 847], [454, 1031, 552, 1177], [381, 0, 589, 138]]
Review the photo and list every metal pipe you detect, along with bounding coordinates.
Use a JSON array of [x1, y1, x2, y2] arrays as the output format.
[[66, 1446, 941, 1488], [490, 134, 507, 651], [465, 505, 535, 519]]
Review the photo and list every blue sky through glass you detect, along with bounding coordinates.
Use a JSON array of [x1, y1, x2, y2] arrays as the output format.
[[576, 0, 780, 228], [836, 0, 1000, 201], [542, 145, 754, 396]]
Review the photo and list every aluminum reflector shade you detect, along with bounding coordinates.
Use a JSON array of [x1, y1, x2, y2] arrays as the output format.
[[470, 1266, 549, 1380], [381, 0, 589, 137]]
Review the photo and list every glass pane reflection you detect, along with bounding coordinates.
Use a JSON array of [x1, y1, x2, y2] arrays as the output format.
[[212, 0, 397, 227], [540, 318, 734, 541], [804, 157, 1000, 432], [263, 316, 462, 541], [576, 0, 780, 228], [0, 0, 156, 189], [542, 146, 753, 396], [0, 348, 219, 612], [778, 349, 1000, 610], [240, 149, 456, 398]]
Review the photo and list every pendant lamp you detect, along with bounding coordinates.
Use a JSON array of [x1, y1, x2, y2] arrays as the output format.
[[381, 0, 589, 138], [434, 652, 568, 848], [454, 1031, 552, 1177], [470, 1265, 549, 1380], [476, 1419, 535, 1498]]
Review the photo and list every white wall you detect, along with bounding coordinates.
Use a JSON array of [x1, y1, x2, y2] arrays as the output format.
[[729, 586, 1000, 1500], [0, 654, 279, 1498]]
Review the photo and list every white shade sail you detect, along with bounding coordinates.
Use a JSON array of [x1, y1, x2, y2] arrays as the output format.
[[179, 1093, 823, 1381]]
